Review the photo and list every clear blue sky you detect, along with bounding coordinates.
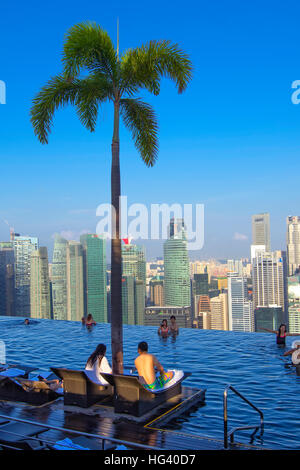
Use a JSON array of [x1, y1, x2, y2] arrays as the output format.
[[0, 0, 300, 260]]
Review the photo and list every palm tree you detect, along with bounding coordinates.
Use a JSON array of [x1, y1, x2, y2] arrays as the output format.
[[30, 22, 192, 374]]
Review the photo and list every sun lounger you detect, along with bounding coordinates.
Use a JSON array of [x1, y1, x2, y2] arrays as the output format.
[[0, 376, 61, 405], [0, 422, 48, 450], [50, 367, 114, 408], [100, 370, 190, 417]]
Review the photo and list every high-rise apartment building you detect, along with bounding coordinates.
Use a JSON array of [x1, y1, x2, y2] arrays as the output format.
[[66, 241, 84, 322], [287, 216, 300, 276], [12, 233, 38, 316], [30, 247, 51, 319], [252, 213, 271, 251], [0, 242, 15, 316], [80, 234, 107, 323], [164, 219, 190, 307], [227, 272, 254, 332]]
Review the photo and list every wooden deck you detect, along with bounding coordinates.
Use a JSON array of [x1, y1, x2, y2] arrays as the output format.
[[0, 390, 265, 450]]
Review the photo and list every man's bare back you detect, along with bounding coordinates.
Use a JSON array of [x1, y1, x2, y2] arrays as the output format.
[[135, 343, 164, 385]]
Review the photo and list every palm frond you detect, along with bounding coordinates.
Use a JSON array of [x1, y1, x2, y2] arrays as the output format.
[[30, 74, 111, 143], [120, 98, 158, 167], [120, 40, 192, 96], [63, 22, 118, 81]]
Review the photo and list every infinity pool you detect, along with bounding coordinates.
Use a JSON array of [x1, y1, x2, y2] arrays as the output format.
[[0, 316, 299, 449]]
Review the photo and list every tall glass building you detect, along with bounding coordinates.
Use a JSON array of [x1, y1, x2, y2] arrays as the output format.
[[121, 244, 146, 325], [122, 244, 146, 284], [30, 247, 51, 319], [51, 235, 68, 321], [227, 272, 254, 332], [80, 234, 107, 323], [12, 234, 38, 316], [163, 220, 191, 307]]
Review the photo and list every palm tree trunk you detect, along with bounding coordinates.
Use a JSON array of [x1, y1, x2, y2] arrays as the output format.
[[111, 100, 123, 374]]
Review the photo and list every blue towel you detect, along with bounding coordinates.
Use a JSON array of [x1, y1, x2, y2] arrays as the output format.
[[0, 368, 25, 377], [53, 438, 90, 450]]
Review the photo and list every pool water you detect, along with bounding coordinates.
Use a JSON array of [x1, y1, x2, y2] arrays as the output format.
[[0, 316, 299, 450]]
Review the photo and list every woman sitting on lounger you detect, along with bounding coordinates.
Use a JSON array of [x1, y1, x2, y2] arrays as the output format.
[[85, 344, 112, 383]]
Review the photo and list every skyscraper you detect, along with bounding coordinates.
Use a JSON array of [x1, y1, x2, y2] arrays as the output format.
[[287, 216, 300, 276], [210, 293, 229, 331], [252, 251, 285, 313], [12, 233, 38, 316], [0, 242, 15, 316], [193, 273, 209, 296], [30, 247, 51, 319], [122, 244, 146, 284], [164, 219, 191, 307], [227, 272, 253, 332], [252, 213, 270, 251], [66, 241, 84, 322], [254, 306, 284, 332], [149, 276, 164, 306], [227, 259, 243, 276], [80, 234, 107, 323], [288, 275, 300, 333], [169, 218, 185, 239], [51, 235, 68, 320], [122, 243, 146, 324]]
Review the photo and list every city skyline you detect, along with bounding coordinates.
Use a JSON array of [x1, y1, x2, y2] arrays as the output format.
[[1, 1, 300, 258]]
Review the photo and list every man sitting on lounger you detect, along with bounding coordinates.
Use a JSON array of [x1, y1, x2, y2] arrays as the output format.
[[134, 341, 174, 390]]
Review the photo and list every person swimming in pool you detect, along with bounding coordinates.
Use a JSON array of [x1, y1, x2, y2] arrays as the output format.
[[134, 341, 174, 390], [260, 324, 300, 346], [24, 318, 30, 325]]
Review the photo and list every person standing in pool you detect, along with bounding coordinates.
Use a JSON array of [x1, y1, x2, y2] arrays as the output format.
[[134, 341, 174, 390], [86, 314, 96, 327], [260, 323, 300, 346], [169, 315, 179, 335], [158, 319, 169, 336]]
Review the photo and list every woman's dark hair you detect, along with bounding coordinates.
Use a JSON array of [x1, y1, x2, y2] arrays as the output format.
[[86, 344, 106, 368], [87, 314, 93, 321], [277, 323, 287, 335], [162, 319, 168, 326]]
